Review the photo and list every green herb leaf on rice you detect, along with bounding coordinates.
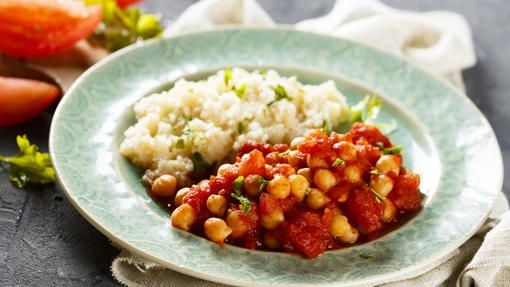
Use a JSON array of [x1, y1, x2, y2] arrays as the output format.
[[235, 83, 246, 99], [268, 85, 293, 106], [224, 68, 233, 85], [238, 121, 246, 134], [175, 138, 185, 149], [191, 152, 215, 174]]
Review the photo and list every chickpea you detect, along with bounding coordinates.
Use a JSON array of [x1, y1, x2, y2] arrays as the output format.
[[333, 142, 357, 161], [204, 218, 232, 242], [174, 187, 190, 207], [369, 174, 394, 197], [171, 203, 196, 231], [338, 226, 359, 244], [305, 188, 330, 210], [265, 151, 281, 165], [331, 205, 342, 216], [297, 168, 314, 186], [151, 174, 177, 197], [288, 174, 309, 201], [217, 164, 231, 176], [382, 199, 397, 222], [243, 174, 263, 197], [263, 232, 281, 249], [290, 137, 306, 150], [306, 154, 329, 169], [267, 175, 291, 199], [261, 209, 285, 230], [343, 164, 361, 183], [330, 215, 351, 237], [287, 150, 305, 169], [225, 209, 247, 238], [206, 194, 228, 217], [376, 155, 400, 175], [313, 168, 338, 192]]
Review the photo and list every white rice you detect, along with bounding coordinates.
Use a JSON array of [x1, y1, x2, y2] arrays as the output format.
[[119, 68, 349, 187]]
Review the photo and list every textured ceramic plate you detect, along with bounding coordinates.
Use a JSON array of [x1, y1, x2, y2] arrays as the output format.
[[50, 27, 503, 286]]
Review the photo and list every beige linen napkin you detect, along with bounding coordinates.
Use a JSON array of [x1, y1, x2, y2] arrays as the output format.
[[111, 0, 509, 286]]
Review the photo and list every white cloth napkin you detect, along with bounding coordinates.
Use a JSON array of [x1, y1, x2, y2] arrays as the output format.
[[111, 0, 509, 286]]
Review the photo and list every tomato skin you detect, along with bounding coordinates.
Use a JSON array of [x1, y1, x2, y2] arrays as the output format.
[[116, 0, 144, 9], [0, 0, 102, 57], [387, 174, 421, 212], [0, 76, 60, 126]]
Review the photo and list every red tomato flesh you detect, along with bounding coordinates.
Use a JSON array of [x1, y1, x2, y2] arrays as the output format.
[[0, 0, 102, 57], [0, 76, 60, 126], [163, 124, 422, 259]]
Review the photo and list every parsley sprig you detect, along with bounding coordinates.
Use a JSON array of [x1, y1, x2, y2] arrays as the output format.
[[232, 176, 252, 213], [376, 142, 404, 155], [0, 135, 56, 188], [268, 85, 293, 106], [349, 94, 382, 124], [85, 0, 164, 52]]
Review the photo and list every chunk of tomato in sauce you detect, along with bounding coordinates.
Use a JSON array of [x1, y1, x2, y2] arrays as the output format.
[[350, 122, 392, 148], [237, 140, 274, 158], [387, 173, 421, 212], [341, 186, 386, 233], [298, 129, 338, 165]]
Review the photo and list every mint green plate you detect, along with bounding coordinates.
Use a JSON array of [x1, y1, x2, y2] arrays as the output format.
[[49, 27, 503, 286]]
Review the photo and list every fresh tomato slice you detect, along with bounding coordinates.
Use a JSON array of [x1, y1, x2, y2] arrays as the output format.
[[0, 0, 102, 57], [116, 0, 144, 9], [0, 76, 60, 126]]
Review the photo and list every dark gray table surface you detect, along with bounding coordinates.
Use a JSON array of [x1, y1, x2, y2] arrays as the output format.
[[1, 1, 508, 286]]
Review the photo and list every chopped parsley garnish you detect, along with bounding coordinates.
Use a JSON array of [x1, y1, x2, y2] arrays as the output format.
[[365, 183, 386, 204], [0, 135, 56, 188], [369, 169, 379, 175], [358, 226, 369, 235], [235, 83, 246, 99], [278, 150, 290, 157], [258, 176, 271, 191], [175, 138, 185, 149], [85, 0, 163, 52], [305, 186, 312, 197], [183, 124, 203, 140], [232, 176, 252, 213], [376, 142, 404, 155], [321, 118, 329, 134], [238, 121, 246, 134], [375, 119, 398, 134], [224, 68, 232, 85], [268, 85, 293, 106], [359, 254, 373, 260], [191, 152, 215, 174], [349, 94, 382, 124], [332, 158, 345, 167]]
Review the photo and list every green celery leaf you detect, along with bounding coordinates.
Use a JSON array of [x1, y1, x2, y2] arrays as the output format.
[[0, 135, 56, 188], [137, 14, 163, 40]]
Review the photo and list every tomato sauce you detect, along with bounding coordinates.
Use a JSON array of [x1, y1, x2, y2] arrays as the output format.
[[152, 123, 422, 259]]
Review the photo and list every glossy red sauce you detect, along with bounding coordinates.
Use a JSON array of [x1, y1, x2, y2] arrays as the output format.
[[150, 123, 422, 259]]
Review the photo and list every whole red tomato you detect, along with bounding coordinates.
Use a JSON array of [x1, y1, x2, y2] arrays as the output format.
[[116, 0, 144, 9], [0, 0, 102, 57], [0, 76, 60, 126]]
